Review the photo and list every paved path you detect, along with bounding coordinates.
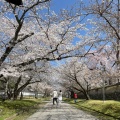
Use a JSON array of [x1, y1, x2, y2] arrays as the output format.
[[26, 101, 99, 120]]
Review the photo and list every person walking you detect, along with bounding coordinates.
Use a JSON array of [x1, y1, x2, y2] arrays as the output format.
[[58, 90, 62, 104], [74, 93, 78, 103], [52, 90, 58, 105]]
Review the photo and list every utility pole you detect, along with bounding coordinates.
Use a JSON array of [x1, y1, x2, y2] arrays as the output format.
[[102, 65, 106, 103]]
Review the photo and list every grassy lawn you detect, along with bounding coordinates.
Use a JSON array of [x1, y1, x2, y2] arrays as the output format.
[[64, 98, 120, 120], [0, 98, 49, 120]]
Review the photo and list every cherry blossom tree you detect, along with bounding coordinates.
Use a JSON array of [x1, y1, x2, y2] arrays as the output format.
[[58, 58, 92, 100], [58, 57, 115, 99], [0, 1, 89, 71], [1, 0, 117, 100], [0, 0, 98, 100], [84, 0, 120, 68], [85, 44, 120, 85], [0, 1, 52, 99], [0, 0, 50, 66], [0, 60, 51, 100]]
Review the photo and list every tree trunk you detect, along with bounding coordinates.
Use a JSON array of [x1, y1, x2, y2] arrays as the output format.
[[20, 92, 23, 100], [84, 92, 90, 100], [13, 91, 20, 100], [35, 91, 38, 99], [12, 76, 32, 100], [7, 90, 13, 99], [71, 90, 74, 98]]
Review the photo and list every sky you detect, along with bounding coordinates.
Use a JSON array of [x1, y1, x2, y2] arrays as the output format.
[[50, 0, 89, 12], [51, 0, 77, 12]]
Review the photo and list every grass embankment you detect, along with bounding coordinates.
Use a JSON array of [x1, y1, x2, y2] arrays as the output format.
[[0, 98, 49, 120], [64, 98, 120, 120]]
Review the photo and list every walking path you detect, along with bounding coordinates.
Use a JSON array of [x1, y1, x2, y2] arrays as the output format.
[[26, 101, 99, 120]]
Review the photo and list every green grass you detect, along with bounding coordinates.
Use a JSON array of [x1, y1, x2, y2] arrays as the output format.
[[64, 98, 120, 120], [0, 98, 48, 120]]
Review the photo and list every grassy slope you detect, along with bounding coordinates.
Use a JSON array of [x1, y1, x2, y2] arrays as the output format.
[[0, 98, 47, 120], [64, 98, 120, 120]]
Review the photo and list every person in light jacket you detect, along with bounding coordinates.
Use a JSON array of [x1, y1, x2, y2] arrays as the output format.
[[58, 90, 62, 104], [52, 90, 58, 105]]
